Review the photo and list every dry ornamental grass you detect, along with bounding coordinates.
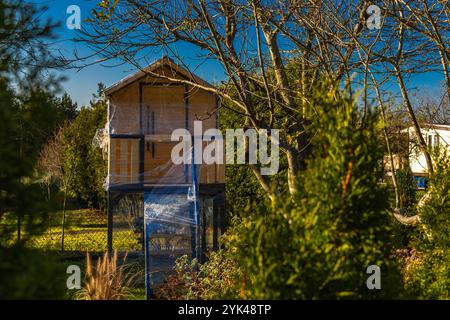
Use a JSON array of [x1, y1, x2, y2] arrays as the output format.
[[77, 251, 139, 300]]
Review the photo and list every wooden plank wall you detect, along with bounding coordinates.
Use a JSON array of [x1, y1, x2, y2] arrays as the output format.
[[109, 138, 140, 185], [108, 67, 225, 185]]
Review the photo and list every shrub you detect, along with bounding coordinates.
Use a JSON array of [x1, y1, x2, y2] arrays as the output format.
[[405, 153, 450, 298], [397, 166, 417, 212], [0, 246, 66, 299], [154, 251, 241, 300], [156, 84, 405, 300], [226, 84, 403, 299]]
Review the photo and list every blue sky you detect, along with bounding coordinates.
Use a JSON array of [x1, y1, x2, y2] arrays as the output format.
[[35, 0, 445, 107], [37, 0, 227, 106]]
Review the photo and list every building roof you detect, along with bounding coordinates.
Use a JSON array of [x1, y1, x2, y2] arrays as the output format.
[[406, 123, 450, 131], [104, 56, 215, 96]]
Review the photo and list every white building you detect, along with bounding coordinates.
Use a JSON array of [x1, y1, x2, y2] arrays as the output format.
[[404, 124, 450, 187]]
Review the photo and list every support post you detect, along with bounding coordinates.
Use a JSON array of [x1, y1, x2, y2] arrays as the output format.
[[201, 199, 207, 263], [139, 137, 145, 186], [107, 190, 113, 254], [190, 138, 201, 261], [212, 197, 219, 251], [144, 218, 151, 300]]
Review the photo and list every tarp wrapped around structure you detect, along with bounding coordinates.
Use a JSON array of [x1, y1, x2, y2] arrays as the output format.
[[144, 146, 201, 294], [94, 57, 226, 297]]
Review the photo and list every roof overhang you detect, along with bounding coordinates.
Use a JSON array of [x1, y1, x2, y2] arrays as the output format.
[[401, 123, 450, 133], [104, 56, 215, 96]]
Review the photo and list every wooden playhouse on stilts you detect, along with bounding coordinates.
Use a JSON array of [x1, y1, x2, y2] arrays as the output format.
[[97, 57, 226, 294]]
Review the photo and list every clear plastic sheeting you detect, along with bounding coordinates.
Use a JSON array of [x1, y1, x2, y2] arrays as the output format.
[[143, 146, 201, 293], [92, 127, 108, 159], [99, 58, 226, 297], [105, 76, 224, 187], [92, 127, 110, 190], [144, 190, 199, 288], [144, 193, 197, 227], [143, 194, 217, 293]]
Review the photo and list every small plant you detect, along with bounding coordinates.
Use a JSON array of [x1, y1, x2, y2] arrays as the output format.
[[397, 166, 417, 212], [154, 251, 241, 300], [404, 152, 450, 299], [76, 251, 138, 300]]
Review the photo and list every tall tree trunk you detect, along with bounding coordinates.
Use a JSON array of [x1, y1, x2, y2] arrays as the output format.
[[61, 190, 67, 252], [378, 98, 400, 209], [394, 66, 434, 175], [286, 151, 299, 196], [370, 71, 401, 208], [61, 171, 72, 252]]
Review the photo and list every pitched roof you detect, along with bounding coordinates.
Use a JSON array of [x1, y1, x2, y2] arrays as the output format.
[[407, 123, 450, 131], [104, 56, 215, 96]]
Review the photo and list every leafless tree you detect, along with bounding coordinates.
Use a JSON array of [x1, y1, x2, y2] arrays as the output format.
[[38, 126, 65, 200], [323, 0, 449, 224], [37, 124, 73, 251], [82, 1, 449, 217], [83, 1, 375, 198]]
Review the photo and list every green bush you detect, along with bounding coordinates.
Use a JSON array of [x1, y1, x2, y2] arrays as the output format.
[[62, 96, 107, 210], [154, 251, 241, 300], [0, 246, 66, 299], [226, 84, 403, 299], [157, 84, 404, 300], [397, 166, 417, 212], [405, 153, 450, 298], [404, 249, 450, 299]]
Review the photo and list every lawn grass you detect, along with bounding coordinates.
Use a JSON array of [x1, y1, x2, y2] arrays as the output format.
[[30, 229, 140, 252], [38, 209, 140, 252], [1, 209, 141, 252]]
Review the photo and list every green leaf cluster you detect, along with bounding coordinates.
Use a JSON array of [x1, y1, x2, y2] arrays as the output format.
[[226, 82, 403, 299], [62, 97, 107, 210]]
